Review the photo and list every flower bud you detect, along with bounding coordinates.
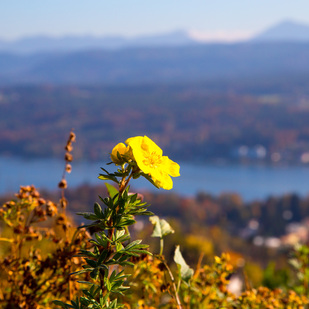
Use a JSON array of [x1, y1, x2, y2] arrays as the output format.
[[110, 143, 130, 165]]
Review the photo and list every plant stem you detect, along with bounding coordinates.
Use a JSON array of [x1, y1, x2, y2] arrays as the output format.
[[119, 171, 133, 195], [99, 170, 133, 303], [159, 256, 183, 309], [159, 237, 164, 256]]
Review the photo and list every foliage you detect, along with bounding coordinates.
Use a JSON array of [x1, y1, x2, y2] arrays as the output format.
[[124, 252, 309, 308], [290, 244, 309, 295], [53, 135, 180, 308], [0, 131, 90, 308], [3, 84, 309, 165], [1, 134, 309, 308], [0, 185, 90, 308]]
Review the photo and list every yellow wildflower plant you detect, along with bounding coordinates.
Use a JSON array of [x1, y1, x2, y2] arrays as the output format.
[[125, 135, 180, 190], [110, 142, 131, 165]]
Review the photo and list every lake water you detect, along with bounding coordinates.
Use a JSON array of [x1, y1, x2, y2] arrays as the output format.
[[1, 156, 309, 202]]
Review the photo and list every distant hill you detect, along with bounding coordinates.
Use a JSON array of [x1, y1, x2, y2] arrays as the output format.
[[2, 20, 309, 55], [0, 30, 195, 54], [1, 42, 309, 85], [253, 20, 309, 41], [2, 20, 309, 85]]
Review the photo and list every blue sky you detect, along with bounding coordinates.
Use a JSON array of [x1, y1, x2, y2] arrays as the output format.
[[2, 1, 309, 41]]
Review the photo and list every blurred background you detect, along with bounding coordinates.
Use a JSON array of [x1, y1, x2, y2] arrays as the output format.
[[2, 0, 309, 287]]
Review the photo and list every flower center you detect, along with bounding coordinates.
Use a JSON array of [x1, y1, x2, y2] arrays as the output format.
[[143, 151, 162, 168]]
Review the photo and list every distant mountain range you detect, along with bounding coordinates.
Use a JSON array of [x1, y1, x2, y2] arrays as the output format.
[[1, 20, 309, 54], [253, 20, 309, 41], [0, 30, 196, 54], [1, 20, 309, 86], [1, 42, 309, 86]]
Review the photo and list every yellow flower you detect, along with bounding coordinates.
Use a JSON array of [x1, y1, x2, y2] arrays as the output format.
[[110, 143, 130, 165], [125, 136, 180, 190]]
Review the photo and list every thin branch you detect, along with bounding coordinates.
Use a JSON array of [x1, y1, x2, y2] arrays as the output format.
[[157, 256, 183, 309]]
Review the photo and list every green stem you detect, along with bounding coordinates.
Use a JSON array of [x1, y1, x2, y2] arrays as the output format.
[[160, 237, 164, 256], [98, 170, 133, 303]]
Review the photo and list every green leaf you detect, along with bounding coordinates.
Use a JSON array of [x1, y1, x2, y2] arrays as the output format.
[[149, 216, 174, 238], [53, 300, 73, 308], [125, 239, 142, 250], [98, 174, 118, 183], [94, 232, 110, 247], [90, 268, 99, 280], [77, 281, 95, 285], [140, 211, 154, 216], [98, 250, 109, 264], [119, 261, 135, 267], [94, 203, 103, 218], [70, 269, 92, 276], [105, 277, 111, 291], [117, 219, 136, 227], [116, 242, 124, 252], [174, 245, 194, 282], [129, 193, 138, 203], [115, 229, 125, 238], [76, 212, 98, 221], [77, 249, 96, 258], [105, 183, 118, 198], [86, 258, 97, 268]]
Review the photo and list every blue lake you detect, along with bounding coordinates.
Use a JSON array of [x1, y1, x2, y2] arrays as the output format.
[[1, 156, 309, 202]]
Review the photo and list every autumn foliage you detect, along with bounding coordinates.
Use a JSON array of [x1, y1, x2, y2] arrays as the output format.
[[1, 134, 309, 308]]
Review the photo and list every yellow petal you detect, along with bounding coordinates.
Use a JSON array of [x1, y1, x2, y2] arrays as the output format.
[[125, 136, 143, 148], [214, 256, 222, 263], [126, 136, 162, 173], [125, 136, 146, 168], [153, 171, 173, 190], [140, 136, 163, 156], [161, 156, 180, 177], [125, 135, 179, 190]]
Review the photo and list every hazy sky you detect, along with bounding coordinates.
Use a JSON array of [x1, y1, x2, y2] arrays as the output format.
[[2, 1, 309, 41]]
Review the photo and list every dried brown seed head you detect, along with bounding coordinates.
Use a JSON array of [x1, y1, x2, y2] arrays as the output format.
[[31, 190, 40, 198], [65, 163, 72, 173], [65, 143, 73, 152], [46, 201, 58, 216], [38, 198, 46, 205], [34, 206, 46, 217], [59, 197, 68, 208], [65, 152, 73, 162], [69, 131, 76, 142], [58, 179, 68, 189]]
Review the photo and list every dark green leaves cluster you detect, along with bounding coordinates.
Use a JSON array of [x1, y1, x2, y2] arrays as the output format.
[[99, 164, 161, 189], [54, 182, 152, 309], [77, 183, 153, 231]]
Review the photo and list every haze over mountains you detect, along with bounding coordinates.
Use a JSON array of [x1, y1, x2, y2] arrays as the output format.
[[253, 20, 309, 41], [1, 20, 309, 53], [2, 20, 309, 165], [0, 30, 196, 54], [1, 20, 309, 86]]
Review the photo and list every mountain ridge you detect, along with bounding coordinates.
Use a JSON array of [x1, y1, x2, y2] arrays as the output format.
[[253, 19, 309, 41], [2, 20, 309, 54], [1, 42, 309, 86], [2, 20, 309, 86], [0, 30, 195, 54]]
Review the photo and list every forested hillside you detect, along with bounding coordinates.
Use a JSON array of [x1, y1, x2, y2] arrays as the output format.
[[1, 84, 309, 164]]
